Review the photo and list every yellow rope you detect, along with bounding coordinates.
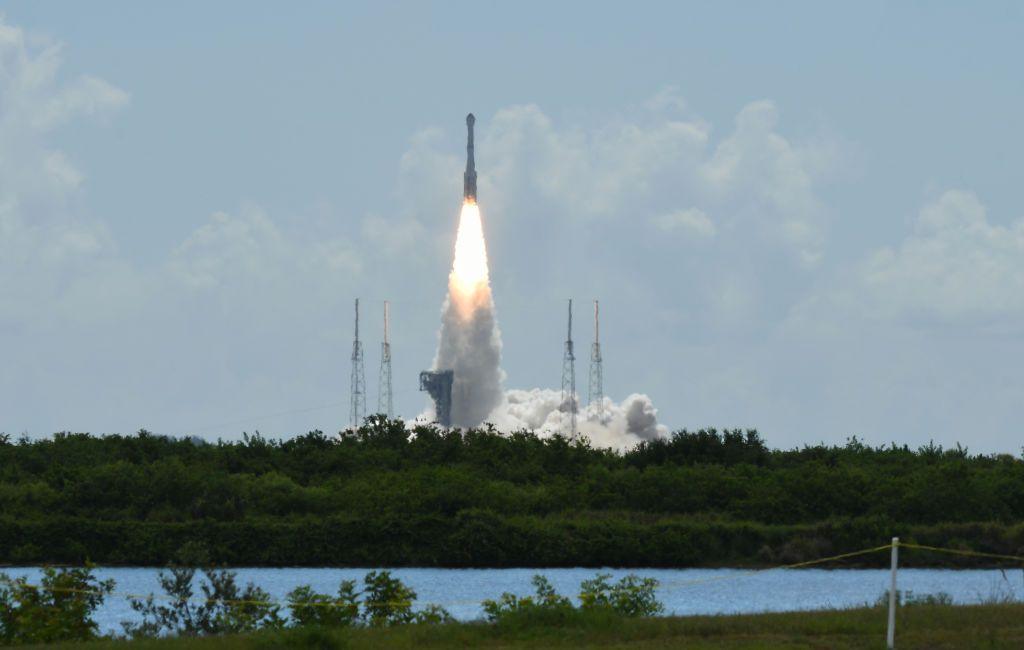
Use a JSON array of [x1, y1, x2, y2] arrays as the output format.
[[898, 542, 1024, 564]]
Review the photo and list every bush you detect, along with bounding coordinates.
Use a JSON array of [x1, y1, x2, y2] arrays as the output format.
[[481, 575, 577, 625], [286, 582, 359, 628], [0, 565, 114, 645], [579, 573, 664, 617], [286, 572, 450, 629], [124, 564, 283, 637]]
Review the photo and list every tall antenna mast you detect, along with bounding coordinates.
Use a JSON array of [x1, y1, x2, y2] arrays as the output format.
[[378, 300, 393, 419], [349, 298, 366, 427], [588, 300, 604, 418], [561, 298, 577, 438]]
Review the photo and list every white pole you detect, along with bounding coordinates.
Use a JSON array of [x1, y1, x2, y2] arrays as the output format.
[[887, 536, 899, 649]]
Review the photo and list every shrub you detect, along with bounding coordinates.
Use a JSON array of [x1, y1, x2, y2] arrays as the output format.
[[286, 582, 359, 628], [579, 573, 664, 617], [0, 565, 114, 645], [482, 575, 574, 623], [124, 565, 283, 637]]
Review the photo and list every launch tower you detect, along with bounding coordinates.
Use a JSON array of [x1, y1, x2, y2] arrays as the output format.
[[588, 300, 604, 418], [349, 298, 366, 427], [378, 301, 393, 419], [561, 299, 577, 438]]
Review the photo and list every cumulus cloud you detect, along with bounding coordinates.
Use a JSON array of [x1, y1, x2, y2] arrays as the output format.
[[791, 190, 1024, 333], [0, 18, 129, 326], [700, 100, 826, 266], [862, 190, 1024, 326]]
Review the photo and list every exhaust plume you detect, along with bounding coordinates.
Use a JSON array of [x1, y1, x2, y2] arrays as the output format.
[[432, 200, 505, 427]]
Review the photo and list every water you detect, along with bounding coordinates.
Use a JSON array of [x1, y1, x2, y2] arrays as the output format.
[[3, 566, 1021, 635]]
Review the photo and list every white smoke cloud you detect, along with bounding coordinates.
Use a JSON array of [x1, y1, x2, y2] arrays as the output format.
[[486, 388, 668, 450], [417, 387, 668, 450]]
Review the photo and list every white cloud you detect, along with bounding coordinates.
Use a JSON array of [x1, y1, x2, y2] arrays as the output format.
[[652, 207, 716, 238], [700, 100, 826, 266], [33, 75, 129, 129], [792, 190, 1024, 333], [0, 17, 133, 329], [862, 190, 1024, 327]]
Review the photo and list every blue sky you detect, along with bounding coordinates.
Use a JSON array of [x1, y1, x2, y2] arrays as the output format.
[[2, 2, 1023, 451]]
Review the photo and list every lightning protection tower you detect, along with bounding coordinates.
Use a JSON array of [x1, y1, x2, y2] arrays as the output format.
[[349, 298, 366, 427], [588, 300, 604, 417], [378, 301, 393, 419], [561, 299, 577, 438]]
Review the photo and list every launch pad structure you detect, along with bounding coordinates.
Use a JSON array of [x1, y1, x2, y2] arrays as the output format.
[[419, 369, 454, 427]]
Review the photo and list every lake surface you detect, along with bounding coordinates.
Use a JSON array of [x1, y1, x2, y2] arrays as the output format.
[[5, 566, 1022, 635]]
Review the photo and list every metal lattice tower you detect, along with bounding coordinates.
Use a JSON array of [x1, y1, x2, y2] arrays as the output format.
[[561, 298, 577, 438], [349, 298, 366, 427], [588, 300, 604, 417], [377, 300, 393, 419]]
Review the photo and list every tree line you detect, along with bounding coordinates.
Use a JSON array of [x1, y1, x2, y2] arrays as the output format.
[[1, 419, 1022, 567]]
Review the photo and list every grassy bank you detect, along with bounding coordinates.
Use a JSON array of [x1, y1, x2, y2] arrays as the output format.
[[23, 603, 1024, 649]]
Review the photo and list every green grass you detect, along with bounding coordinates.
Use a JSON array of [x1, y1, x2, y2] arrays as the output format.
[[24, 603, 1024, 649]]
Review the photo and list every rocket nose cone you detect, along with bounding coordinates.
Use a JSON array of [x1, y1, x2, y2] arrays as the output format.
[[467, 113, 475, 125]]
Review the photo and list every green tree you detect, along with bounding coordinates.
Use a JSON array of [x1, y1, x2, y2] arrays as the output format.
[[360, 571, 417, 626]]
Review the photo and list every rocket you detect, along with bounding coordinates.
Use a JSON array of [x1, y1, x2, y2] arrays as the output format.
[[464, 113, 477, 202]]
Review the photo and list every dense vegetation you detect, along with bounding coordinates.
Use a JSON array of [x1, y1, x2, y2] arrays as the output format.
[[1, 419, 1023, 566], [1, 564, 661, 645]]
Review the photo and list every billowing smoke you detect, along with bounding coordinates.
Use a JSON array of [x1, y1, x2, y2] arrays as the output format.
[[432, 201, 505, 427], [486, 389, 668, 450]]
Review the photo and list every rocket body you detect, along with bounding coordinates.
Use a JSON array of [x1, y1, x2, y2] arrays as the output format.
[[464, 113, 477, 202]]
